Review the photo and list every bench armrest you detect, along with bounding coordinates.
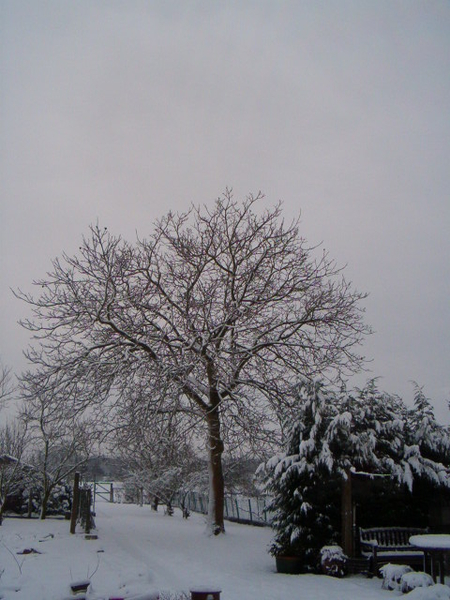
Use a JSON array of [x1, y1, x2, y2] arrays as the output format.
[[361, 540, 378, 548]]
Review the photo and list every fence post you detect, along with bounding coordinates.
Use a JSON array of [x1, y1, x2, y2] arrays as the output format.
[[70, 472, 80, 534], [235, 498, 240, 520], [110, 483, 114, 503], [248, 498, 253, 523], [79, 487, 93, 534]]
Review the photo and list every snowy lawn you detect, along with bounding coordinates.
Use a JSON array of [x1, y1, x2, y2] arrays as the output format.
[[0, 502, 424, 600]]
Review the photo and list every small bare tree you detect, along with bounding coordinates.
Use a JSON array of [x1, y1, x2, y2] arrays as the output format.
[[20, 384, 94, 519], [0, 362, 14, 411], [16, 191, 370, 533], [116, 407, 204, 513], [0, 419, 29, 523]]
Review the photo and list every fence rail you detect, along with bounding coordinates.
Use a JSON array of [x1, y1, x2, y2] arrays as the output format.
[[175, 491, 273, 526]]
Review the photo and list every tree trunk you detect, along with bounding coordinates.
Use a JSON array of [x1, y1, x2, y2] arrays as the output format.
[[39, 483, 52, 521], [40, 487, 51, 520], [206, 406, 225, 535]]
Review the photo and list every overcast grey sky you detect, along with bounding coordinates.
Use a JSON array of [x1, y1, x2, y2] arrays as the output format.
[[1, 1, 449, 420]]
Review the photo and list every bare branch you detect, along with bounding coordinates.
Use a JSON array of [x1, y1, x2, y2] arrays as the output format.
[[16, 191, 371, 533]]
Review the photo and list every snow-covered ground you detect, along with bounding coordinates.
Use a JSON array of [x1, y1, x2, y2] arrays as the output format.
[[0, 502, 436, 600]]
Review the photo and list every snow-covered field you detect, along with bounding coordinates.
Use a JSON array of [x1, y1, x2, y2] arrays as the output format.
[[0, 502, 438, 600]]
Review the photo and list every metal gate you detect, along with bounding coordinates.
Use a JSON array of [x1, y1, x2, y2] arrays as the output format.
[[93, 481, 115, 504]]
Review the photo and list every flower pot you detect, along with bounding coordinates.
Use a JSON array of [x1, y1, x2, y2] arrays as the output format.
[[275, 555, 304, 574], [70, 579, 90, 594], [190, 588, 221, 600]]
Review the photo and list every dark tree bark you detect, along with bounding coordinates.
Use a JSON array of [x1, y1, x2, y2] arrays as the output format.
[[40, 486, 51, 520], [206, 405, 225, 534]]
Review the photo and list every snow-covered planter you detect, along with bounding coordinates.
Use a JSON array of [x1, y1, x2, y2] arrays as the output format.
[[275, 554, 304, 574], [406, 584, 450, 600], [400, 571, 434, 593], [70, 579, 90, 594], [380, 563, 412, 590], [320, 545, 348, 578]]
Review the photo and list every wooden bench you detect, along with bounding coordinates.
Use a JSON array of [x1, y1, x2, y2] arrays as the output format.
[[359, 527, 428, 577]]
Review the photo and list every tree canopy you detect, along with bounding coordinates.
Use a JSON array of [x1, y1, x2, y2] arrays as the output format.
[[17, 191, 370, 533]]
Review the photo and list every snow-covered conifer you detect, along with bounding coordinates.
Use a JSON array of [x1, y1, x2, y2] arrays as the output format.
[[260, 380, 450, 570]]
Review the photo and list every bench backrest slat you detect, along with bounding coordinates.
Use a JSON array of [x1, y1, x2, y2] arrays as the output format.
[[359, 527, 428, 549]]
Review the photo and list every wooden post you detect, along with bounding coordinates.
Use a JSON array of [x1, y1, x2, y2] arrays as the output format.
[[70, 472, 80, 534], [27, 489, 33, 518], [85, 488, 93, 533], [341, 470, 353, 557], [110, 483, 114, 503]]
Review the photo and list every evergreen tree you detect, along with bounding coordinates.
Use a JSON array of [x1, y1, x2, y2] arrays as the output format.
[[260, 380, 450, 571]]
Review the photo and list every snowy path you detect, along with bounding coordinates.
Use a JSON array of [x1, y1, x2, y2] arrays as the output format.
[[93, 502, 392, 600], [0, 502, 395, 599]]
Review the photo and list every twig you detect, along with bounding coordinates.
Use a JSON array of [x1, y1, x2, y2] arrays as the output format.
[[87, 552, 101, 579], [1, 541, 24, 575]]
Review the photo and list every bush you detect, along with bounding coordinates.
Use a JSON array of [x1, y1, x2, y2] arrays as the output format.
[[401, 571, 434, 593], [380, 564, 412, 591], [5, 482, 72, 516], [320, 546, 348, 577]]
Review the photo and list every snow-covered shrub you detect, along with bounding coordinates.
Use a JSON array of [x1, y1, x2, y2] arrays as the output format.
[[320, 545, 348, 577], [400, 571, 434, 593], [43, 482, 72, 515], [380, 563, 413, 590], [4, 481, 72, 516], [259, 379, 450, 572], [29, 482, 72, 516], [407, 584, 450, 600]]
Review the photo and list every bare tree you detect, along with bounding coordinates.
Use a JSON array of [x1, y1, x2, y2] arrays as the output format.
[[0, 362, 14, 411], [20, 386, 94, 519], [0, 419, 29, 523], [115, 406, 204, 513], [16, 191, 370, 533]]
